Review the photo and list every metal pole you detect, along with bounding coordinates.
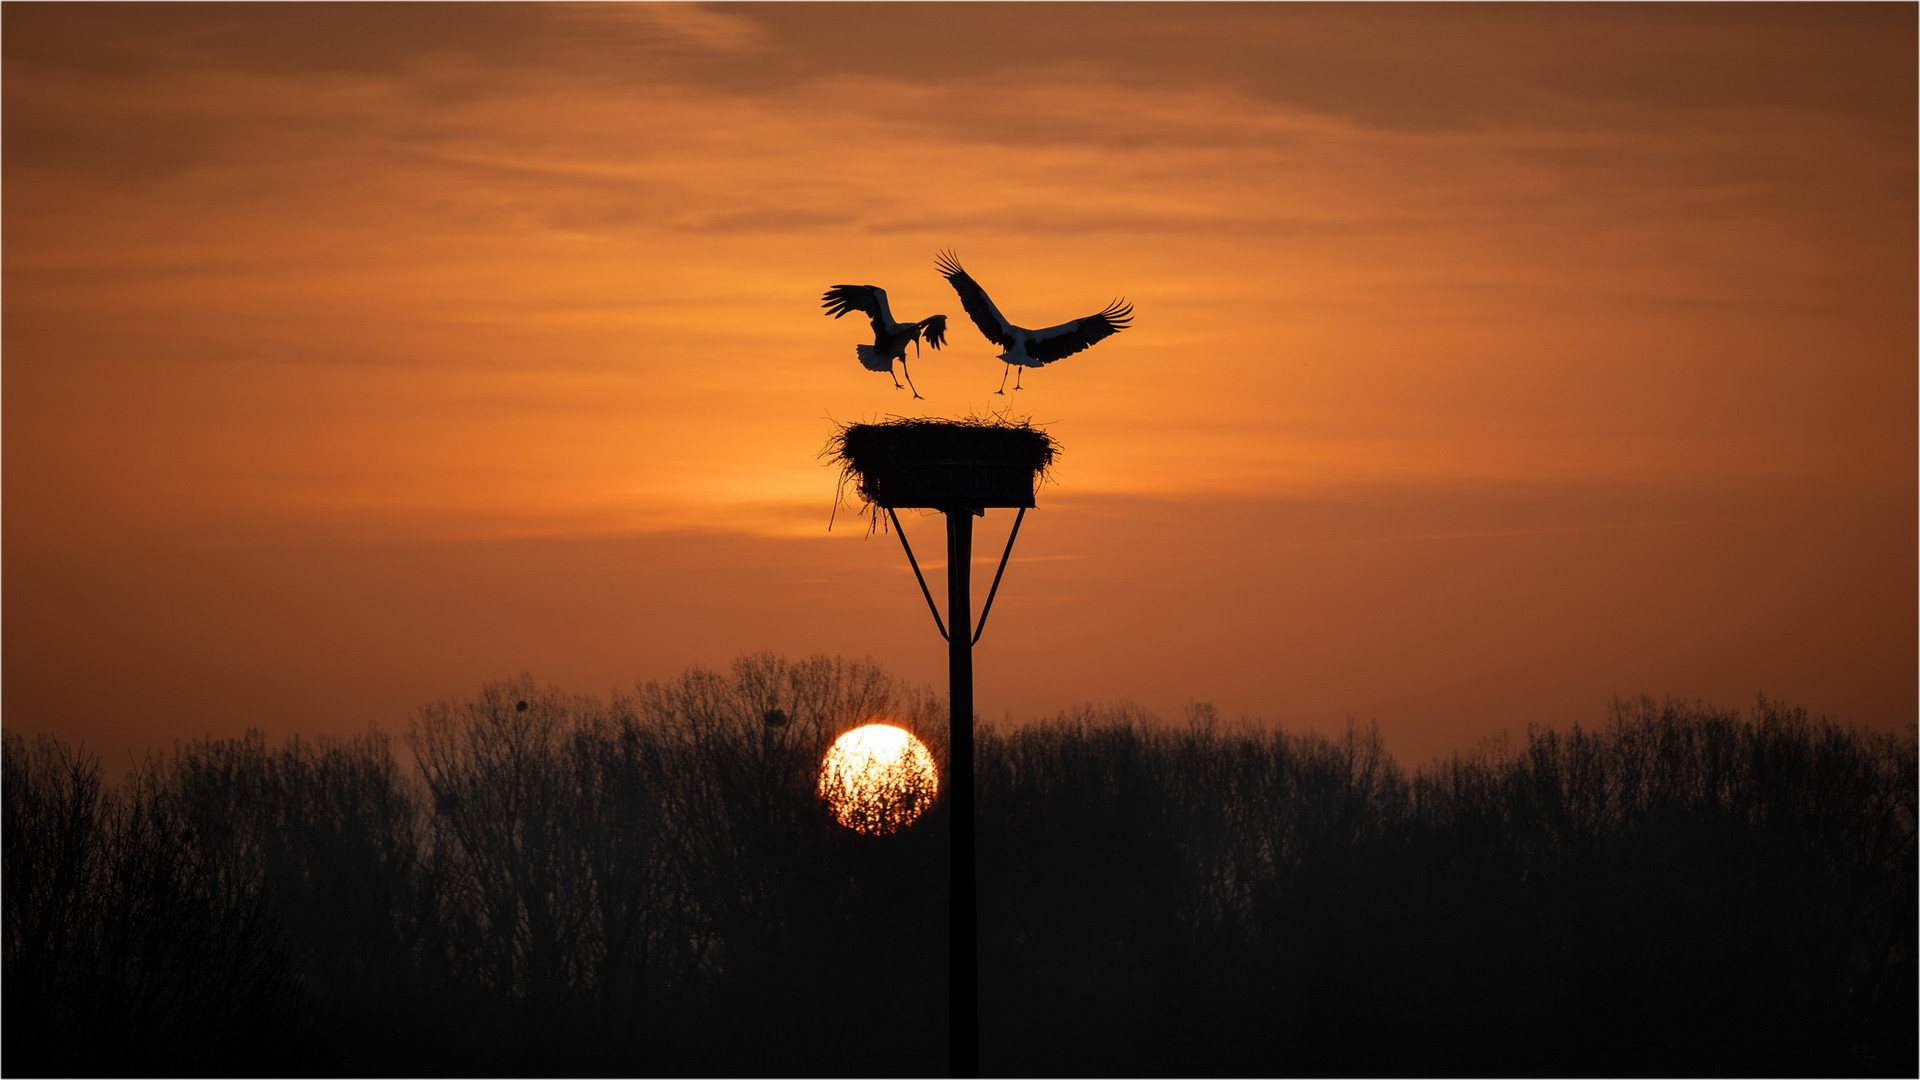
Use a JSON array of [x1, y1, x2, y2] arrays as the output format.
[[945, 507, 978, 1077]]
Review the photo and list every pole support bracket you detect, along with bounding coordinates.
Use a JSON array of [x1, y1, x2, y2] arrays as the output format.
[[888, 506, 948, 642], [971, 505, 1026, 646], [888, 504, 1029, 647]]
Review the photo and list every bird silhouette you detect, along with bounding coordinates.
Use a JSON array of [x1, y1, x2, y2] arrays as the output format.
[[821, 284, 949, 399], [935, 250, 1133, 393]]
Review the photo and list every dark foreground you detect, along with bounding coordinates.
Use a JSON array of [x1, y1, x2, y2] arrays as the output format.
[[5, 655, 1914, 1076]]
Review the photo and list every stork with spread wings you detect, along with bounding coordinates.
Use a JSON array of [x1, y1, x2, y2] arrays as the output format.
[[821, 284, 949, 400], [935, 250, 1133, 394]]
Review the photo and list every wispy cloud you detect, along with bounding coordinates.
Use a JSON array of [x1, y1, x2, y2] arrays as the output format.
[[559, 2, 772, 54], [6, 6, 1910, 548]]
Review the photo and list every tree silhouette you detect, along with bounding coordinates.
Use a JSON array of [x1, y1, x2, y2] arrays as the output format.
[[5, 662, 1911, 1076]]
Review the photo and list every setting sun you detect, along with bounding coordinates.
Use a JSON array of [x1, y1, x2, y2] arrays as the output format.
[[818, 723, 939, 835]]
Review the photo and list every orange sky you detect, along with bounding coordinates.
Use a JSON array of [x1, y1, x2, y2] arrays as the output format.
[[5, 3, 1914, 768]]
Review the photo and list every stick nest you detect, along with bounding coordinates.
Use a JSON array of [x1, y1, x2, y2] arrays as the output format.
[[824, 416, 1059, 529]]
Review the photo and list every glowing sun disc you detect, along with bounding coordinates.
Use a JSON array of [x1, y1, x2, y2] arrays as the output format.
[[818, 723, 939, 835]]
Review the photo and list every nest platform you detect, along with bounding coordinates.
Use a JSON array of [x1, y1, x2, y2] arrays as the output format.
[[826, 417, 1058, 514]]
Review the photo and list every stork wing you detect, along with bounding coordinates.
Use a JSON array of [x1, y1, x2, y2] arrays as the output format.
[[821, 284, 897, 338], [920, 314, 949, 350], [934, 250, 1015, 348], [1025, 299, 1134, 364]]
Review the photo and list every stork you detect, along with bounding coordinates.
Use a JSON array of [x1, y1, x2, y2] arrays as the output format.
[[935, 250, 1133, 393], [820, 284, 948, 400]]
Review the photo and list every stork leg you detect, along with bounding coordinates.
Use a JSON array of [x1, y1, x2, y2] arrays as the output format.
[[1014, 367, 1025, 391], [901, 360, 923, 400], [995, 363, 1011, 395]]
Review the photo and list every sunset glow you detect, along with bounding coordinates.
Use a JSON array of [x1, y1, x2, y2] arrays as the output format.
[[3, 4, 1911, 770], [819, 724, 939, 835]]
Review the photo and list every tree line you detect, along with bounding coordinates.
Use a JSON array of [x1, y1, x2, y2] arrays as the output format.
[[5, 654, 1913, 1076]]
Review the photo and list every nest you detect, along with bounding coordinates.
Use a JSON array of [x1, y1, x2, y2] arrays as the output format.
[[824, 416, 1059, 529]]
